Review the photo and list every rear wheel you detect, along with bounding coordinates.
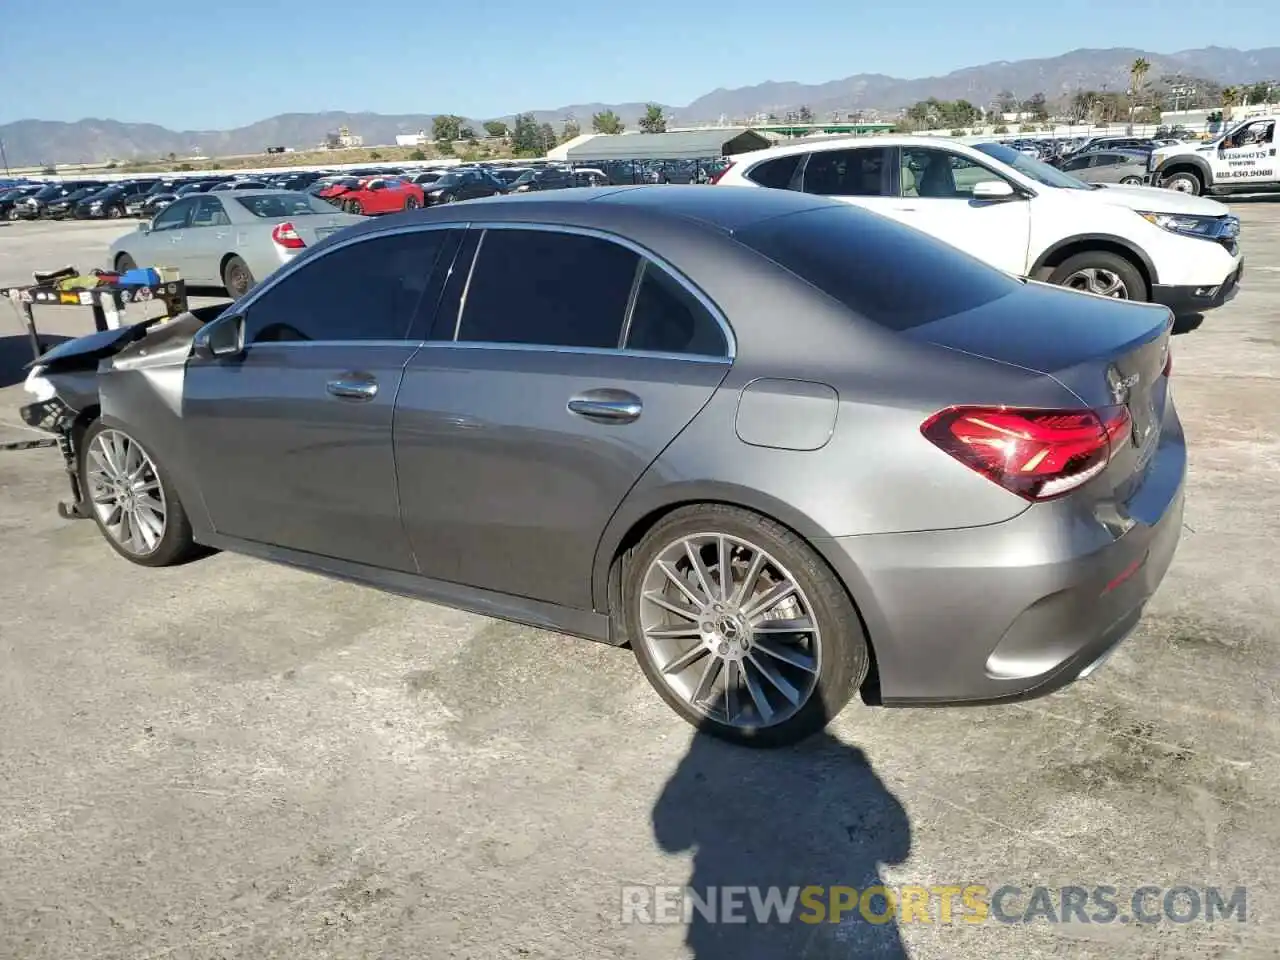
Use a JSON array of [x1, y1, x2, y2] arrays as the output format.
[[1163, 170, 1203, 195], [79, 420, 198, 567], [114, 252, 136, 273], [222, 255, 255, 298], [1119, 176, 1143, 186], [1048, 250, 1148, 302], [442, 193, 457, 203], [624, 504, 869, 747]]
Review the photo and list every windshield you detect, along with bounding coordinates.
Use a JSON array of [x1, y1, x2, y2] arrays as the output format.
[[234, 192, 344, 218], [431, 174, 462, 187], [973, 142, 1093, 190], [32, 185, 64, 200]]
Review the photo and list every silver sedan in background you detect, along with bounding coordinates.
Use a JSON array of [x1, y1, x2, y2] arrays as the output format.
[[107, 190, 365, 297], [1057, 149, 1151, 186]]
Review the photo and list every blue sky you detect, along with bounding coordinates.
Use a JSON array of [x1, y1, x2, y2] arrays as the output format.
[[0, 0, 1267, 129]]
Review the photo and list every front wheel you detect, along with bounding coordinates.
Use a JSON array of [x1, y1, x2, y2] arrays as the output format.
[[348, 199, 363, 215], [1119, 176, 1143, 186], [114, 252, 136, 273], [106, 205, 123, 219], [403, 196, 420, 210], [624, 504, 869, 747], [1048, 250, 1148, 302], [79, 420, 199, 567], [1163, 171, 1202, 195]]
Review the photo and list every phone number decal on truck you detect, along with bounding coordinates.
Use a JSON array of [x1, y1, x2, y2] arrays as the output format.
[[1222, 168, 1275, 178]]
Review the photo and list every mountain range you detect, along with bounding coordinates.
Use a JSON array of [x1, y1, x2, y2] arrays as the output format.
[[3, 46, 1278, 166]]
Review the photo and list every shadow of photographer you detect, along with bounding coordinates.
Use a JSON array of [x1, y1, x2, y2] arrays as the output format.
[[652, 703, 912, 959]]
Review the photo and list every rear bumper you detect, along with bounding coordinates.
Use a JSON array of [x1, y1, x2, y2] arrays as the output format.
[[1151, 259, 1244, 316], [817, 403, 1187, 706]]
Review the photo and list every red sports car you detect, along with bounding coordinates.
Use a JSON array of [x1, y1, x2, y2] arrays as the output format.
[[335, 177, 425, 215]]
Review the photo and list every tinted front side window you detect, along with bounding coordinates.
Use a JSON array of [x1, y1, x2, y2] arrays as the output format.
[[243, 230, 450, 344], [625, 263, 726, 357], [802, 148, 892, 197], [745, 154, 802, 190], [457, 229, 638, 349], [736, 206, 1019, 331]]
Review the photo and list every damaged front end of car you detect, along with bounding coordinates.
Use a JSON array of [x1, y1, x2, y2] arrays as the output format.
[[16, 304, 227, 519]]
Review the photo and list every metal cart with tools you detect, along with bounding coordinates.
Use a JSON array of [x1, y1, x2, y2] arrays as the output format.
[[1, 267, 189, 515]]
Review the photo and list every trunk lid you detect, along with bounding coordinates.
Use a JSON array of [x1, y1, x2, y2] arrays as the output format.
[[903, 280, 1173, 503]]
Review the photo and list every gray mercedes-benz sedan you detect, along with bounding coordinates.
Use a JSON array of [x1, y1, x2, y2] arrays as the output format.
[[39, 185, 1185, 746], [106, 189, 365, 298]]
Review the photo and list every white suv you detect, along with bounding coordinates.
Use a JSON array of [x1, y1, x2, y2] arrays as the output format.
[[715, 136, 1244, 318]]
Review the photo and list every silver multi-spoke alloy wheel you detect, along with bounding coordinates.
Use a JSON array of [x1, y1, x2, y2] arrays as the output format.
[[1063, 267, 1129, 299], [85, 428, 167, 556], [638, 532, 821, 730]]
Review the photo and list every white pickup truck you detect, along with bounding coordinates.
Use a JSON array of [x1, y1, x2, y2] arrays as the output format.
[[1150, 115, 1278, 197]]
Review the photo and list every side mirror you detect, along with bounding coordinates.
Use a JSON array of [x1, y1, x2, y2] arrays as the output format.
[[191, 313, 245, 360], [972, 180, 1017, 200]]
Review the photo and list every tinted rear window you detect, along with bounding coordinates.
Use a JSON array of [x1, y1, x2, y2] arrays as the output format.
[[735, 206, 1019, 330], [234, 193, 340, 217]]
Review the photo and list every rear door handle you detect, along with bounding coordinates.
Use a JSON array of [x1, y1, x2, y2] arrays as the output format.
[[567, 388, 642, 423], [327, 374, 378, 401]]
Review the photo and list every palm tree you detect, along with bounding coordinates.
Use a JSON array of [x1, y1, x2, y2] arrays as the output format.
[[1222, 86, 1239, 121], [1128, 58, 1151, 130]]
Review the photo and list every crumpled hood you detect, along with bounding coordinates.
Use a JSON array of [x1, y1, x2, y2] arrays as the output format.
[[1085, 183, 1230, 217]]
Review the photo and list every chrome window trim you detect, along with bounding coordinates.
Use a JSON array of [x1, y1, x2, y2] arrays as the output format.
[[416, 340, 732, 365], [452, 221, 736, 360], [617, 257, 647, 348], [452, 229, 485, 341]]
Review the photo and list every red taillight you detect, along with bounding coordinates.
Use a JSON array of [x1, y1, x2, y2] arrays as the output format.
[[709, 162, 736, 185], [921, 405, 1132, 501], [271, 221, 306, 249]]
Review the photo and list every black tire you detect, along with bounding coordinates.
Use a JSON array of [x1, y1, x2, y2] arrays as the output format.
[[348, 199, 363, 215], [442, 193, 457, 203], [1047, 250, 1148, 302], [623, 504, 869, 748], [403, 196, 419, 210], [78, 419, 199, 568], [5, 208, 19, 221], [106, 204, 122, 219], [114, 252, 136, 273], [222, 255, 255, 299], [1119, 176, 1143, 186], [1162, 170, 1202, 196]]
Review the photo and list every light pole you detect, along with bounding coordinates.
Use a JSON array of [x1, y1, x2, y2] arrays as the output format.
[[0, 138, 9, 175]]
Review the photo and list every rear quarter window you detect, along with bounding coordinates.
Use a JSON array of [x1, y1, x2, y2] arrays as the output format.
[[745, 154, 803, 190], [735, 206, 1020, 330]]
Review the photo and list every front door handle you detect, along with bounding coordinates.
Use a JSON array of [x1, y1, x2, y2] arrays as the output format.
[[327, 374, 378, 401], [567, 388, 642, 423], [894, 206, 916, 212]]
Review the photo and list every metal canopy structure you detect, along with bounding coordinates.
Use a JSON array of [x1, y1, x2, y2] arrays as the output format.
[[557, 128, 772, 162]]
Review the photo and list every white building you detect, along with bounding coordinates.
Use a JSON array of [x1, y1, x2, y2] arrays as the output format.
[[396, 131, 429, 147]]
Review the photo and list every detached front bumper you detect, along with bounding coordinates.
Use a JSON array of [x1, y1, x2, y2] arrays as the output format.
[[1151, 258, 1244, 316]]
